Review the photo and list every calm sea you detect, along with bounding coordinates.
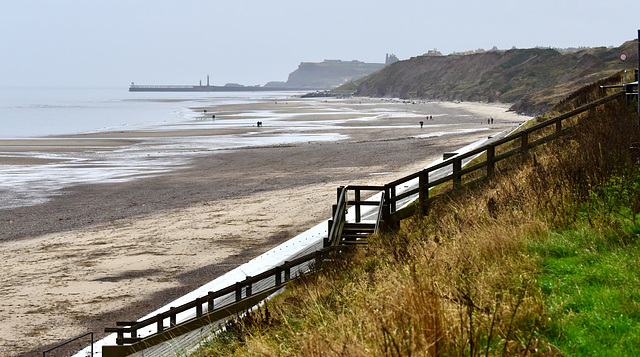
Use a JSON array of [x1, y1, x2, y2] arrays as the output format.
[[0, 87, 314, 209], [0, 87, 289, 138]]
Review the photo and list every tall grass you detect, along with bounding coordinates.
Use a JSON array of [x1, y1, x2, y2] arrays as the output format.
[[192, 81, 639, 356], [529, 162, 640, 356]]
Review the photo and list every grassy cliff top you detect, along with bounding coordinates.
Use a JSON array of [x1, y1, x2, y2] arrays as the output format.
[[348, 40, 638, 115]]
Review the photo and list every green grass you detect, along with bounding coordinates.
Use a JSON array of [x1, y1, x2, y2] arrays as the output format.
[[529, 170, 640, 356]]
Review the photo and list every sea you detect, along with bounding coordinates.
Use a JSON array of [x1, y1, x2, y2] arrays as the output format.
[[0, 87, 302, 138], [0, 87, 328, 209]]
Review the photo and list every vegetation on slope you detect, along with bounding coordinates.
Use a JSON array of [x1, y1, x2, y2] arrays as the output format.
[[351, 41, 638, 115], [193, 80, 639, 356]]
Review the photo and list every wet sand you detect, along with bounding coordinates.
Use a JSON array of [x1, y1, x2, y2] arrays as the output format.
[[0, 97, 529, 356]]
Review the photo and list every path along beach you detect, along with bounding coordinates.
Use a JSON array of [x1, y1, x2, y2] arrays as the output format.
[[0, 96, 530, 356]]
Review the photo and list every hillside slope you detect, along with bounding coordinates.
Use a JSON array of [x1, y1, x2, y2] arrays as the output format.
[[354, 41, 637, 115]]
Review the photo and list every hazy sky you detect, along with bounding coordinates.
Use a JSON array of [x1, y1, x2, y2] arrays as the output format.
[[1, 0, 638, 88]]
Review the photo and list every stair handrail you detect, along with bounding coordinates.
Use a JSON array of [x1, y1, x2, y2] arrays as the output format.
[[327, 186, 349, 246], [43, 332, 93, 357], [381, 90, 626, 223], [374, 191, 385, 234]]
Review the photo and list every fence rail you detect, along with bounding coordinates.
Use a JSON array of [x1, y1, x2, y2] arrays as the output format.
[[43, 332, 93, 357], [381, 91, 625, 226], [103, 246, 348, 356], [104, 184, 381, 355]]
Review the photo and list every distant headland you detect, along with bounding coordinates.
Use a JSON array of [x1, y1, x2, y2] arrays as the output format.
[[129, 58, 386, 92]]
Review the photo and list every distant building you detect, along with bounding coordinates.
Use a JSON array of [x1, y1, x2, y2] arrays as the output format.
[[425, 49, 443, 56], [554, 46, 591, 53], [385, 53, 399, 65]]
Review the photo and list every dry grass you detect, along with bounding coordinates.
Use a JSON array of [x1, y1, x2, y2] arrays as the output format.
[[193, 80, 639, 356]]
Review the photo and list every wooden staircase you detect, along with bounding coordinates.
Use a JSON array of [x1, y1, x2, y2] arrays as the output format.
[[327, 186, 385, 247], [340, 222, 375, 245]]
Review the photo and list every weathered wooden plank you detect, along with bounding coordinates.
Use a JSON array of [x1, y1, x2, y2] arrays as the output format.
[[346, 200, 382, 206], [419, 171, 428, 217], [389, 187, 419, 202]]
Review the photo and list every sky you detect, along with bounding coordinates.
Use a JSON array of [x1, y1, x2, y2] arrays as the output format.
[[0, 0, 638, 88]]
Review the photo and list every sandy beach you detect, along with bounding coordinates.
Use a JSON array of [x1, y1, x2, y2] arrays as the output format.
[[0, 97, 529, 356]]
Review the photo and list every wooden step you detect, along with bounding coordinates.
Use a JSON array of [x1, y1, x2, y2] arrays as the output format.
[[339, 222, 375, 246], [342, 229, 373, 235], [342, 225, 375, 234], [340, 240, 369, 245], [341, 232, 370, 239], [343, 222, 375, 229]]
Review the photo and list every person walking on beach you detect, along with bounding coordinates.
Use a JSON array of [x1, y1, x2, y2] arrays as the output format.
[[420, 121, 424, 128]]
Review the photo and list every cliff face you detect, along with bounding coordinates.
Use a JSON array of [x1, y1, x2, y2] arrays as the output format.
[[354, 41, 638, 115], [285, 60, 384, 89]]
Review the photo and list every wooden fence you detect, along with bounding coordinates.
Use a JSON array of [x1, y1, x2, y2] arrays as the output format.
[[380, 91, 625, 227], [102, 246, 348, 356]]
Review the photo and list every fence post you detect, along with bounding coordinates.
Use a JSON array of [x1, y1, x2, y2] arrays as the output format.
[[555, 119, 562, 137], [156, 314, 164, 333], [390, 185, 397, 212], [314, 250, 323, 270], [355, 188, 361, 222], [196, 298, 203, 318], [521, 131, 529, 152], [486, 144, 495, 178], [284, 263, 291, 282], [169, 307, 176, 327], [235, 282, 242, 302], [116, 329, 124, 345], [380, 184, 392, 231], [453, 158, 462, 188], [418, 170, 428, 217], [275, 267, 282, 286], [245, 277, 252, 297], [324, 220, 331, 247], [208, 292, 215, 312]]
